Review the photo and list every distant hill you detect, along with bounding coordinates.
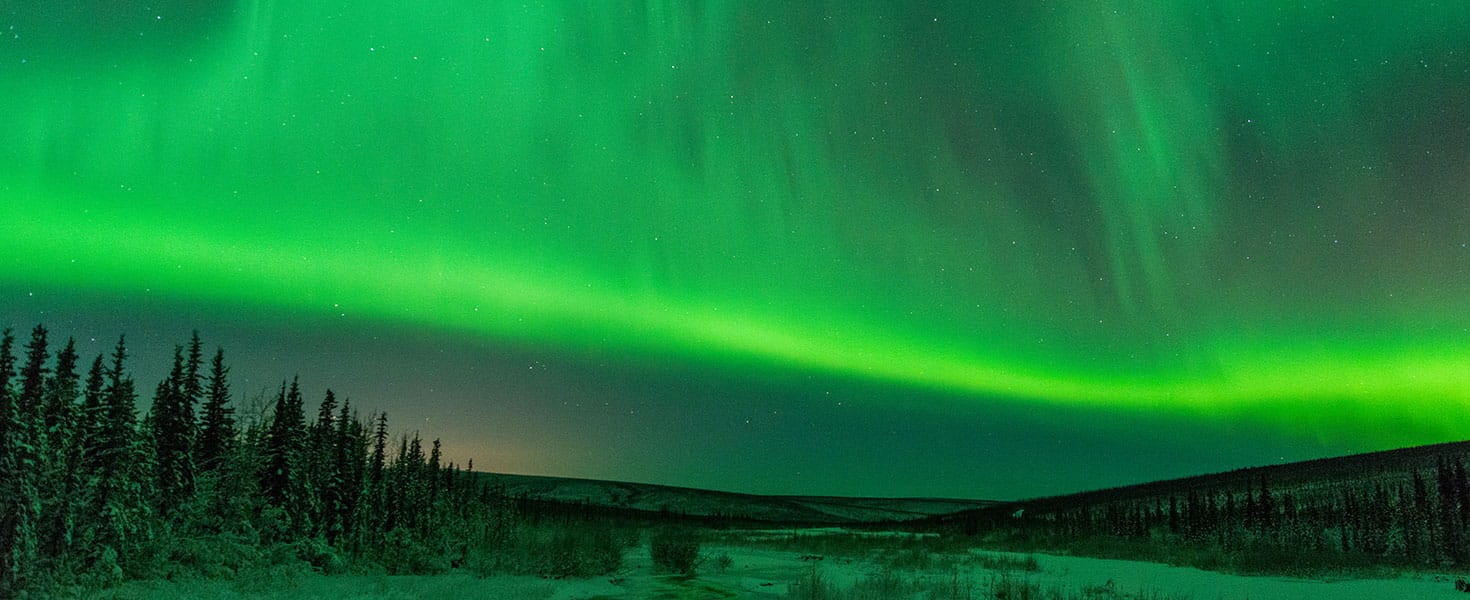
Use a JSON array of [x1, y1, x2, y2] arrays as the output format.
[[908, 440, 1470, 573], [931, 439, 1470, 528], [476, 472, 998, 524]]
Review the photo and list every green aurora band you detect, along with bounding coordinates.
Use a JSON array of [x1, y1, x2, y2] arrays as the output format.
[[4, 2, 1470, 448]]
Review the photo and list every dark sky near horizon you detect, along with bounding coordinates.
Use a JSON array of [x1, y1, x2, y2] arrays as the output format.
[[3, 1, 1469, 499]]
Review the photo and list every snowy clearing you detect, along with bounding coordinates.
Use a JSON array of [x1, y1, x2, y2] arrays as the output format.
[[94, 541, 1469, 599], [1024, 551, 1460, 600]]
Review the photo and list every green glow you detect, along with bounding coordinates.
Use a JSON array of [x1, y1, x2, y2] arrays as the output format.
[[4, 1, 1470, 450]]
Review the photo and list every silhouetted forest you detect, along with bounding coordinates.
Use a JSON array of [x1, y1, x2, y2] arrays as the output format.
[[949, 441, 1470, 573], [0, 325, 645, 596]]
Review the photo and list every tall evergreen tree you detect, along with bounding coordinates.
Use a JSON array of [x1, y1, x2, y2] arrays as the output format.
[[182, 332, 204, 419], [0, 326, 13, 395], [308, 390, 340, 539], [428, 437, 443, 509], [78, 356, 107, 475], [261, 377, 308, 533], [370, 412, 389, 489], [195, 348, 234, 474], [2, 326, 49, 592], [366, 412, 390, 539], [260, 382, 288, 506], [0, 329, 26, 595], [0, 330, 14, 446], [151, 346, 197, 517], [406, 433, 427, 531], [384, 433, 413, 532], [332, 398, 361, 546], [16, 325, 49, 425], [38, 339, 82, 567], [41, 339, 79, 446], [88, 336, 148, 566]]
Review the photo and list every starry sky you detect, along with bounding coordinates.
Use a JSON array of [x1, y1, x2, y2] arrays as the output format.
[[3, 1, 1469, 500]]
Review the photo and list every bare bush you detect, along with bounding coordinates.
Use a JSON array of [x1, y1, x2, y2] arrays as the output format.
[[650, 527, 701, 575]]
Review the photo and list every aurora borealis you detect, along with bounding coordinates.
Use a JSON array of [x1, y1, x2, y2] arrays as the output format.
[[3, 1, 1469, 499]]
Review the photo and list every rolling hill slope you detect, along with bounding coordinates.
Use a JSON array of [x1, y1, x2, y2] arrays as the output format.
[[476, 472, 998, 524], [958, 440, 1470, 520]]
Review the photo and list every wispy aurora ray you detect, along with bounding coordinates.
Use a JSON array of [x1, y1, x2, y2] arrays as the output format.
[[3, 1, 1469, 450]]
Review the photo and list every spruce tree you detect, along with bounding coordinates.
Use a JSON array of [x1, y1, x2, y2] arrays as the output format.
[[443, 461, 458, 498], [17, 324, 49, 425], [370, 412, 389, 489], [428, 437, 443, 509], [195, 348, 234, 474], [2, 326, 49, 591], [208, 386, 266, 537], [90, 336, 147, 568], [38, 339, 82, 568], [385, 434, 411, 532], [332, 398, 361, 546], [0, 330, 14, 443], [151, 346, 198, 516], [0, 326, 13, 393], [367, 412, 390, 539], [309, 390, 340, 539], [183, 332, 204, 419], [41, 339, 79, 445], [261, 382, 289, 506], [406, 433, 427, 532], [0, 328, 25, 595], [261, 377, 308, 534], [78, 356, 106, 475]]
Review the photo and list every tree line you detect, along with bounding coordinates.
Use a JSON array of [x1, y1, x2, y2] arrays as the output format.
[[0, 324, 635, 596], [966, 451, 1470, 572]]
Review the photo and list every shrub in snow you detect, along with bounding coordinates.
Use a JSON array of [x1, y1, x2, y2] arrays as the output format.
[[650, 527, 701, 575]]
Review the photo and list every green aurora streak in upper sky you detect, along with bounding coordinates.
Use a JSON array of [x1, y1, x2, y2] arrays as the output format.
[[4, 1, 1470, 449]]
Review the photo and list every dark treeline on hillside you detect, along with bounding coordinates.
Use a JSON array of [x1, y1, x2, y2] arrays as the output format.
[[953, 442, 1470, 573], [0, 324, 652, 596]]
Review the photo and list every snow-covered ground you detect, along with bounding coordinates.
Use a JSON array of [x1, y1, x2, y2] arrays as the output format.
[[597, 545, 1466, 600], [1022, 551, 1462, 600], [96, 541, 1467, 599]]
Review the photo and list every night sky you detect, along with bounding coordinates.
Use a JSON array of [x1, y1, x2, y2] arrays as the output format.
[[3, 2, 1469, 500]]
